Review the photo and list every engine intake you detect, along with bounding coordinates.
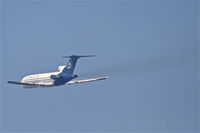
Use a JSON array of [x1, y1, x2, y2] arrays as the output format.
[[50, 74, 61, 80]]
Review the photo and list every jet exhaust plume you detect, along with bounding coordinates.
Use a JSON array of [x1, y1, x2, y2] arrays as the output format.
[[78, 56, 188, 78]]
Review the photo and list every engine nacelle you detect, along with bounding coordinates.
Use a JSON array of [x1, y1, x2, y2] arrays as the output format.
[[50, 74, 60, 80], [51, 74, 77, 80]]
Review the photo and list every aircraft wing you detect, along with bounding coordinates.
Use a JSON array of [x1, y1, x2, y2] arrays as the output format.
[[8, 81, 37, 86], [67, 77, 109, 85], [7, 81, 53, 87]]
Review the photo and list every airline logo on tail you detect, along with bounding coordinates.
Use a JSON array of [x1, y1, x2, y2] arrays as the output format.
[[67, 62, 72, 69]]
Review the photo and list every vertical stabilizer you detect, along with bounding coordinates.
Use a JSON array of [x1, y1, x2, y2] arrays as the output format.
[[61, 55, 95, 75]]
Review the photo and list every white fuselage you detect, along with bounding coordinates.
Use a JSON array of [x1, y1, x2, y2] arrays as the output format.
[[21, 72, 58, 88], [21, 65, 65, 88]]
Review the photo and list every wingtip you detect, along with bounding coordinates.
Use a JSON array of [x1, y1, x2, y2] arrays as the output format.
[[99, 76, 110, 80]]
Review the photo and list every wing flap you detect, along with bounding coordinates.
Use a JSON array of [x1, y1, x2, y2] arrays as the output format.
[[67, 77, 109, 85]]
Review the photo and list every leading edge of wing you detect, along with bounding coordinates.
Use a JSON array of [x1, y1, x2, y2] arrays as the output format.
[[7, 81, 36, 86], [67, 77, 109, 85]]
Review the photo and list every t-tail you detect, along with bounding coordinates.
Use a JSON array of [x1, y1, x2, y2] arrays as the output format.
[[61, 55, 95, 75]]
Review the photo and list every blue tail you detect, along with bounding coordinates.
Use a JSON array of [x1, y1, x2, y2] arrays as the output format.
[[61, 55, 95, 75]]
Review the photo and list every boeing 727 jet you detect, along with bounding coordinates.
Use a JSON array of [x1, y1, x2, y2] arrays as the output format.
[[8, 55, 108, 88]]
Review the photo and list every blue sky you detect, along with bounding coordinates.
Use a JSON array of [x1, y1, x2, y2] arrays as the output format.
[[1, 0, 199, 132]]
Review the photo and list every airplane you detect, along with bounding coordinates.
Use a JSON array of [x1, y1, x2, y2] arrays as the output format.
[[7, 55, 109, 88]]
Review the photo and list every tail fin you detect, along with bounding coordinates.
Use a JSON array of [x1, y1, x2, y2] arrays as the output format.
[[61, 55, 95, 75]]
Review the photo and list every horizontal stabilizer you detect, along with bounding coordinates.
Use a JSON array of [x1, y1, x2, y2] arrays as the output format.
[[62, 55, 96, 58]]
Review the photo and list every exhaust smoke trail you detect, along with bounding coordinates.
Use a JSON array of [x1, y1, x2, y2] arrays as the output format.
[[78, 55, 188, 78]]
